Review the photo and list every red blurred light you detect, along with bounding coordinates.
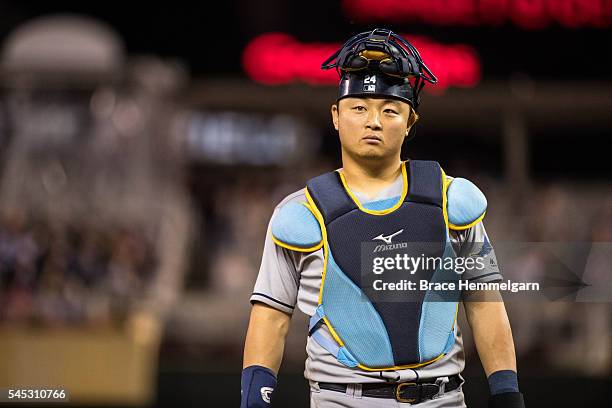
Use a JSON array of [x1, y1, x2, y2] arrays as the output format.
[[343, 0, 612, 29], [242, 33, 481, 93], [512, 0, 549, 29]]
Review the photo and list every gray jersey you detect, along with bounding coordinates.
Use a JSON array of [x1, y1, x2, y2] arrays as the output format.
[[250, 173, 502, 383]]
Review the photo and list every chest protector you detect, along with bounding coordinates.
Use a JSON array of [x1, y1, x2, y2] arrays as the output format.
[[306, 160, 461, 372], [271, 160, 489, 371]]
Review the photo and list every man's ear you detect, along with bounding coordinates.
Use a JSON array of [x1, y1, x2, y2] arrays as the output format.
[[331, 104, 339, 131], [406, 108, 419, 131]]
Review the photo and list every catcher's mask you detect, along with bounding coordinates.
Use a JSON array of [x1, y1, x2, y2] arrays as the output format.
[[321, 28, 437, 113]]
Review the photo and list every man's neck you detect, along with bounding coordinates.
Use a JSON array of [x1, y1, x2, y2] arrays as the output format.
[[340, 153, 403, 200]]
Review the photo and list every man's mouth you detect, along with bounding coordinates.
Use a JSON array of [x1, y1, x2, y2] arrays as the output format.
[[362, 135, 382, 142]]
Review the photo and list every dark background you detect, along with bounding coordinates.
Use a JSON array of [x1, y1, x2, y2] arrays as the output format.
[[2, 1, 611, 79]]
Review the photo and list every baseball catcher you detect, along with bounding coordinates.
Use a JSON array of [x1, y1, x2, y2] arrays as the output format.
[[241, 28, 525, 408]]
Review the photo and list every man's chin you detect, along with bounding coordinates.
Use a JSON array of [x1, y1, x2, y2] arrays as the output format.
[[355, 149, 388, 160]]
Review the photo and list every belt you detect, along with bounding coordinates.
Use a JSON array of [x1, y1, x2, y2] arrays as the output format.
[[318, 374, 462, 404]]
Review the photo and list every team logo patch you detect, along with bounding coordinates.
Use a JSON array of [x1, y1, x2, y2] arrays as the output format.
[[260, 386, 273, 403], [471, 235, 492, 257]]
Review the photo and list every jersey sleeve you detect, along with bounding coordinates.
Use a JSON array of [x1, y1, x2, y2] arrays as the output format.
[[454, 221, 503, 283], [249, 207, 301, 315]]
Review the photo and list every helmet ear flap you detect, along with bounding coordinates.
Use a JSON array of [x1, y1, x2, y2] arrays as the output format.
[[398, 55, 419, 77], [345, 54, 368, 70], [379, 58, 400, 76], [379, 55, 419, 77], [405, 55, 419, 75]]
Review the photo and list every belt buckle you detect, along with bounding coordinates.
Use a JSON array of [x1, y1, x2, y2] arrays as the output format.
[[395, 382, 417, 403]]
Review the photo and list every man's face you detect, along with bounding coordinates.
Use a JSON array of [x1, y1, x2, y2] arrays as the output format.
[[331, 96, 414, 161]]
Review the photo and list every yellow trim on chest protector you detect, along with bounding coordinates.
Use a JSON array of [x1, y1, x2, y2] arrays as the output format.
[[271, 235, 323, 253], [337, 161, 409, 216], [270, 201, 324, 252], [448, 211, 486, 230]]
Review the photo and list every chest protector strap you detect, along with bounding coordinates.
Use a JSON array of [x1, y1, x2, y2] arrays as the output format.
[[304, 160, 460, 371]]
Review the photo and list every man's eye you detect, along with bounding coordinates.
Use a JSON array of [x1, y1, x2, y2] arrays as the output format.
[[353, 106, 366, 111], [385, 109, 398, 114]]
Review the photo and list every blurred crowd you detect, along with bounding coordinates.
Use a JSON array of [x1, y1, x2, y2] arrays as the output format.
[[502, 183, 612, 376], [203, 165, 329, 293], [0, 207, 157, 326]]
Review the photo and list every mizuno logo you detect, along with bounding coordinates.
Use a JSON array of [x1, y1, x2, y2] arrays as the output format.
[[260, 387, 273, 403], [372, 229, 404, 244]]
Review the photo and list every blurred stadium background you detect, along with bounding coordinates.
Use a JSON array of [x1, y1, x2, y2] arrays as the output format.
[[0, 1, 610, 407]]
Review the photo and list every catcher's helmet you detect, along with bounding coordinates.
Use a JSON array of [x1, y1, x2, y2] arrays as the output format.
[[321, 28, 437, 111]]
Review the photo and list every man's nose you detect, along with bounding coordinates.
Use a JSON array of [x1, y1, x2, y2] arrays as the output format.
[[365, 110, 382, 130]]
